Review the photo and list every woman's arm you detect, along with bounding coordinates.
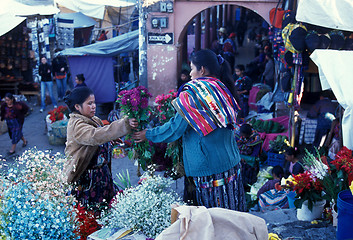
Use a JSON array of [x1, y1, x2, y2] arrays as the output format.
[[72, 117, 133, 146], [134, 112, 189, 143]]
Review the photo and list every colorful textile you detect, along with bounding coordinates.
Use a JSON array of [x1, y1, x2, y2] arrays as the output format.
[[258, 189, 289, 210], [299, 118, 317, 145], [71, 142, 117, 212], [6, 118, 23, 144], [173, 77, 239, 136], [235, 127, 263, 156], [193, 163, 246, 211]]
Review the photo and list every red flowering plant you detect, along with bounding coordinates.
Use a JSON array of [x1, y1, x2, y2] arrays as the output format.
[[300, 147, 352, 207], [74, 204, 101, 240], [331, 146, 353, 186], [280, 170, 325, 211], [154, 90, 178, 124], [48, 105, 69, 123], [153, 90, 184, 179], [116, 86, 155, 172]]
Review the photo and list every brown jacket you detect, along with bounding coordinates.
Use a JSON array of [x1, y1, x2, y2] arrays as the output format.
[[64, 113, 131, 183]]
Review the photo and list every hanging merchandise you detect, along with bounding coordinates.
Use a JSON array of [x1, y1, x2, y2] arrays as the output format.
[[282, 23, 307, 54], [318, 34, 331, 49], [269, 0, 289, 29], [27, 19, 40, 82], [305, 30, 320, 53], [56, 17, 74, 50], [329, 30, 345, 50], [289, 24, 307, 52]]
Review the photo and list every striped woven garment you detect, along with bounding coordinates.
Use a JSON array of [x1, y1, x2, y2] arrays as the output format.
[[172, 77, 240, 136]]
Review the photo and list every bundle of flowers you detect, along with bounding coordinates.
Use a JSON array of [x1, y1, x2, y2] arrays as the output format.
[[48, 105, 69, 123], [73, 204, 101, 240], [154, 90, 177, 125], [301, 148, 352, 206], [331, 146, 353, 186], [99, 172, 183, 239], [282, 171, 324, 211], [0, 148, 79, 239], [117, 86, 154, 171], [154, 90, 183, 179]]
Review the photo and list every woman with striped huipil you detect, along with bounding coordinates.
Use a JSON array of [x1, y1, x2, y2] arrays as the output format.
[[133, 49, 246, 211]]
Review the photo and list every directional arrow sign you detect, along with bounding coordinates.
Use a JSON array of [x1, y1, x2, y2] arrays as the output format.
[[147, 32, 174, 45]]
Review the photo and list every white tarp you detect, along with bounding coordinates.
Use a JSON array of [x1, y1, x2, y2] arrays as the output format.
[[296, 0, 353, 32], [55, 0, 135, 19], [0, 13, 26, 36], [0, 0, 59, 36], [310, 50, 353, 150]]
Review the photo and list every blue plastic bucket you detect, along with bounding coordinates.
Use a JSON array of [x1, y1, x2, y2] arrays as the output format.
[[286, 191, 296, 209], [337, 190, 353, 240]]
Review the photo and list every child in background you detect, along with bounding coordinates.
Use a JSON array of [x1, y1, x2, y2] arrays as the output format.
[[74, 73, 87, 88], [254, 166, 289, 211], [234, 64, 252, 118]]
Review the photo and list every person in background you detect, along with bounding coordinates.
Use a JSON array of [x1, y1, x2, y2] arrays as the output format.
[[236, 19, 247, 47], [235, 123, 262, 192], [97, 30, 109, 41], [223, 33, 237, 73], [234, 64, 253, 118], [75, 73, 87, 88], [255, 166, 289, 211], [261, 52, 275, 90], [38, 56, 57, 113], [307, 90, 338, 147], [177, 69, 191, 89], [133, 49, 246, 211], [284, 147, 304, 178], [64, 87, 138, 214], [0, 93, 29, 155], [52, 49, 68, 101]]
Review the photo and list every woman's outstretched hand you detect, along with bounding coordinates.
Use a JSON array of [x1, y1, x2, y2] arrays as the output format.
[[133, 129, 147, 143], [129, 118, 138, 129]]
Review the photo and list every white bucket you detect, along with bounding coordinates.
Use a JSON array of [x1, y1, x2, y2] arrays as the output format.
[[296, 199, 326, 221]]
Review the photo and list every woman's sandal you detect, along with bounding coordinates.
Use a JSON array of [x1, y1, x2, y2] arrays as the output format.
[[22, 140, 28, 147], [7, 151, 16, 156]]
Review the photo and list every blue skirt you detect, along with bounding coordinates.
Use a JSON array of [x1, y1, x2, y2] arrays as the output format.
[[193, 163, 246, 211], [6, 118, 23, 144]]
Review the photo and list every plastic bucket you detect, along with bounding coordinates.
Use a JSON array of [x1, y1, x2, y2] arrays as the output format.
[[296, 199, 326, 221], [337, 190, 353, 240], [286, 191, 296, 209]]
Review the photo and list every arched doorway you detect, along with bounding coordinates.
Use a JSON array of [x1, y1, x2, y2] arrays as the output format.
[[146, 0, 277, 98]]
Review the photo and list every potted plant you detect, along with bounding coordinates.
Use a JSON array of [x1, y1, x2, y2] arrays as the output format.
[[282, 171, 326, 221]]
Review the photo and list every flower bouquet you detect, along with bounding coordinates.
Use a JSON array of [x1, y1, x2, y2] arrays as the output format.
[[47, 105, 69, 123], [282, 170, 325, 211], [154, 90, 184, 179], [0, 148, 78, 239], [301, 147, 352, 206], [116, 86, 154, 172], [99, 172, 183, 239]]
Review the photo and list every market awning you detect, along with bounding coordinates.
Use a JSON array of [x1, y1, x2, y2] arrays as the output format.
[[310, 50, 353, 150], [0, 13, 26, 36], [296, 0, 353, 32], [58, 29, 138, 57], [55, 0, 136, 19], [0, 0, 60, 36], [56, 12, 97, 28]]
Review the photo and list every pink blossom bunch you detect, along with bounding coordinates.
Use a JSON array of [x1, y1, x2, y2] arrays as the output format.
[[154, 89, 177, 124], [117, 86, 152, 122]]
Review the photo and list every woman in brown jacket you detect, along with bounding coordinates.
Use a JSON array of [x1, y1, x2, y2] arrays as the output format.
[[64, 87, 137, 212]]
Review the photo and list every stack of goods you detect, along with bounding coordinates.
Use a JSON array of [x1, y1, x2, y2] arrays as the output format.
[[249, 118, 285, 134]]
